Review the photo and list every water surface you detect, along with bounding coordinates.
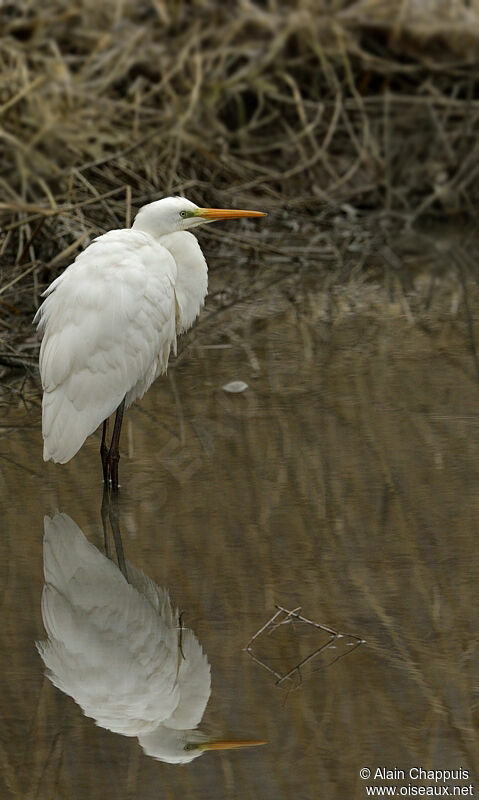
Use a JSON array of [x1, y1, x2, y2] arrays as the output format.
[[1, 288, 479, 798]]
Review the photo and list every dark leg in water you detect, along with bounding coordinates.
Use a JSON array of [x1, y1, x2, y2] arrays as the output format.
[[108, 397, 126, 490], [101, 483, 112, 559], [100, 417, 110, 484], [100, 484, 128, 582], [108, 488, 128, 581]]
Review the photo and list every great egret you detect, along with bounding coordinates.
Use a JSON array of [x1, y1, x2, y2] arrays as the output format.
[[37, 512, 266, 764], [34, 197, 266, 487]]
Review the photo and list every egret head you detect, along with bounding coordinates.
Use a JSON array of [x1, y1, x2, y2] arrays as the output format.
[[138, 726, 267, 765], [132, 196, 266, 238]]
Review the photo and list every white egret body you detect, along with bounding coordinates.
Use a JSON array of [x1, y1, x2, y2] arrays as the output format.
[[34, 197, 266, 485], [37, 513, 264, 763]]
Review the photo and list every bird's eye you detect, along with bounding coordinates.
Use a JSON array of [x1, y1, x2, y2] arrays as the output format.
[[179, 211, 187, 218]]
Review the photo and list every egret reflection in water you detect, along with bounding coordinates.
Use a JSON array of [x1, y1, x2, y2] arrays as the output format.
[[36, 510, 265, 764]]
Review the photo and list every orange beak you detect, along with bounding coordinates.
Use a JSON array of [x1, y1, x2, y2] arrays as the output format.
[[195, 208, 266, 220], [198, 739, 268, 751]]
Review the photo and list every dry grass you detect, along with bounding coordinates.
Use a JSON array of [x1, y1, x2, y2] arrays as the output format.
[[1, 0, 479, 380]]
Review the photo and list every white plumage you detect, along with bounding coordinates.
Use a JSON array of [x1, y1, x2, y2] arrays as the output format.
[[37, 513, 212, 764], [34, 196, 265, 480], [37, 513, 264, 763], [36, 202, 204, 464]]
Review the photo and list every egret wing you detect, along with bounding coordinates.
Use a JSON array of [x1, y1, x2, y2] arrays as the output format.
[[37, 514, 181, 736], [35, 229, 177, 463]]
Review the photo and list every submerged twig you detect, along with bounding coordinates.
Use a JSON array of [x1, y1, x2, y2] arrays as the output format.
[[245, 604, 365, 688]]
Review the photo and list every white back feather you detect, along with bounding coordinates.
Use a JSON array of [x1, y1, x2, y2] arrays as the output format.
[[36, 229, 177, 463], [37, 514, 185, 736]]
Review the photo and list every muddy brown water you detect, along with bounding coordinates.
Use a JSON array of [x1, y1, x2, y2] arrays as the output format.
[[1, 292, 479, 799]]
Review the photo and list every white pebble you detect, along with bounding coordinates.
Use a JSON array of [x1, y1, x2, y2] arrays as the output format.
[[222, 380, 248, 393]]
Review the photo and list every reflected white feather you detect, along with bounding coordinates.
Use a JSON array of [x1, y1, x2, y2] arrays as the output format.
[[37, 513, 211, 764], [35, 197, 208, 464]]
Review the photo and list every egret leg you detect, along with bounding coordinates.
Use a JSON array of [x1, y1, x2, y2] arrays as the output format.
[[101, 484, 112, 559], [100, 484, 128, 581], [100, 417, 110, 484], [108, 397, 126, 490], [108, 489, 128, 581]]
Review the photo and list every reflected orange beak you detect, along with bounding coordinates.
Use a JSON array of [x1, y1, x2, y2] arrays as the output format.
[[195, 208, 267, 220], [199, 739, 268, 751]]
